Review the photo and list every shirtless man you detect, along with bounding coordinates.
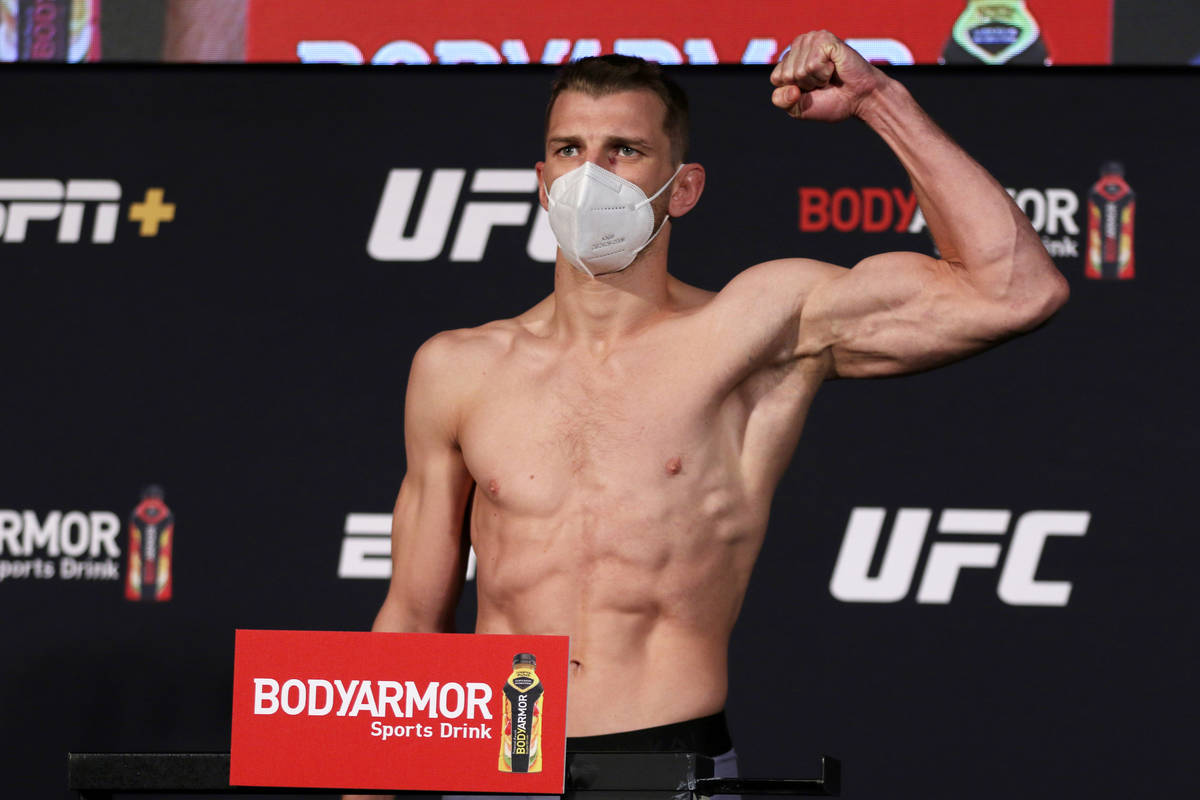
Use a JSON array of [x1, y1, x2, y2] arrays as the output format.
[[368, 30, 1068, 780]]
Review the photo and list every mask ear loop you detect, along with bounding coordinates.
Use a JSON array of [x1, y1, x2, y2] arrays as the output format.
[[630, 164, 685, 258], [638, 163, 686, 207]]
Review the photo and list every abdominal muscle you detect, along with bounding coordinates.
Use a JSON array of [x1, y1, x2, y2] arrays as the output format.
[[469, 475, 764, 737]]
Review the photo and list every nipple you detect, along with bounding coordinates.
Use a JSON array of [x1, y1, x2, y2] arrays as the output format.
[[487, 478, 500, 496], [665, 457, 683, 475]]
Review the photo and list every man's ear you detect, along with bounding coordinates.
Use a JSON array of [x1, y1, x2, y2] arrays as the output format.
[[667, 163, 706, 218], [535, 161, 548, 211]]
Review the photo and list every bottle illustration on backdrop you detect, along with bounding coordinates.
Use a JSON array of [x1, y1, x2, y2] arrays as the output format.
[[125, 485, 174, 601], [940, 1, 1051, 65], [0, 0, 100, 62], [498, 653, 543, 773], [1086, 162, 1136, 280]]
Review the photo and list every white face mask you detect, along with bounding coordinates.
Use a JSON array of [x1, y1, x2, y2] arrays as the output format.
[[545, 161, 683, 277]]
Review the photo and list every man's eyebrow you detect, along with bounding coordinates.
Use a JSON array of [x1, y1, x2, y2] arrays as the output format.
[[609, 136, 656, 150], [546, 135, 658, 150]]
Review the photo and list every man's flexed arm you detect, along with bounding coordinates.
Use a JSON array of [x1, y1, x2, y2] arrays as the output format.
[[773, 31, 1069, 378], [373, 333, 475, 633]]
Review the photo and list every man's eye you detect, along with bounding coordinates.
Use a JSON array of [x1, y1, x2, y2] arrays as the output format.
[[619, 145, 638, 156], [559, 145, 578, 156]]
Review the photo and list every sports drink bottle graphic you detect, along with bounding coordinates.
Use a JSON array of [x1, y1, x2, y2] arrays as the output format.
[[1, 0, 101, 62], [124, 485, 174, 601], [499, 653, 543, 773], [940, 1, 1050, 65], [1086, 162, 1135, 280]]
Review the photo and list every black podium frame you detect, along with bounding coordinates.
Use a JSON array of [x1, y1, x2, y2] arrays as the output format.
[[67, 752, 840, 798]]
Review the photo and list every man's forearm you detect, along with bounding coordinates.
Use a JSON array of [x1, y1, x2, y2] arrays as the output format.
[[856, 78, 1060, 305], [371, 595, 456, 634], [343, 597, 451, 800]]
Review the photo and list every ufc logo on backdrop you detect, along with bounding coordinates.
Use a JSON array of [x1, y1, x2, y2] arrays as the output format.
[[829, 508, 1090, 606], [367, 169, 556, 263]]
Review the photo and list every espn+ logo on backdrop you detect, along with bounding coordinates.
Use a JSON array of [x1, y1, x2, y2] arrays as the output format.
[[830, 507, 1090, 606], [0, 180, 176, 243], [338, 513, 477, 581]]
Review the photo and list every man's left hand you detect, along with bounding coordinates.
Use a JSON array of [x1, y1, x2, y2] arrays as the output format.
[[770, 31, 890, 123]]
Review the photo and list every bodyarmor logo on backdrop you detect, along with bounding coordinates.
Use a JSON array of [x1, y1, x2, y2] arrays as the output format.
[[298, 37, 914, 65], [0, 485, 174, 593], [0, 508, 121, 583], [0, 180, 176, 243], [367, 169, 555, 263], [829, 508, 1090, 606], [797, 184, 1083, 261], [338, 513, 476, 581]]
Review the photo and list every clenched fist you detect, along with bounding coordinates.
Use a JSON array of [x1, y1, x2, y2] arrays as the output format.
[[770, 31, 891, 122]]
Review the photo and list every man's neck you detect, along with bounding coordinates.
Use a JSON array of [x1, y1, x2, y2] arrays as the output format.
[[549, 247, 673, 350]]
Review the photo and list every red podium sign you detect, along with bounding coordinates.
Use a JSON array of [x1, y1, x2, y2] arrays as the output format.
[[230, 630, 569, 794]]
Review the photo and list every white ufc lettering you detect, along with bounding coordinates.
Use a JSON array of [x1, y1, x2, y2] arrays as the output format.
[[366, 169, 555, 263], [830, 507, 1090, 606]]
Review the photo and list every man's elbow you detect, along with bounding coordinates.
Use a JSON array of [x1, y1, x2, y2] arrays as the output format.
[[1008, 265, 1069, 333], [1044, 268, 1070, 315]]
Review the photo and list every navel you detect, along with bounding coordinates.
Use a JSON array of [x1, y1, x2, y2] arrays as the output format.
[[665, 456, 683, 475]]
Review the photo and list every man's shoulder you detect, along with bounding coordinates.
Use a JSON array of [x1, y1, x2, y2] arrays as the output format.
[[697, 258, 845, 329], [404, 319, 528, 425], [411, 292, 554, 393], [667, 258, 848, 376], [413, 318, 525, 375], [716, 258, 845, 301]]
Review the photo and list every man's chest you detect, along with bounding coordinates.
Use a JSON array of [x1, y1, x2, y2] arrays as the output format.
[[456, 351, 736, 512]]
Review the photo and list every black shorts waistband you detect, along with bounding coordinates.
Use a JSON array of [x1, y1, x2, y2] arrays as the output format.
[[565, 711, 732, 757]]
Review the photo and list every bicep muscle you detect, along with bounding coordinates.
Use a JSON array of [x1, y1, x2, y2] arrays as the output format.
[[799, 252, 1015, 378]]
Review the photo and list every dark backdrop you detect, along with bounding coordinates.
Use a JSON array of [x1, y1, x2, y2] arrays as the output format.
[[1, 65, 1195, 798]]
